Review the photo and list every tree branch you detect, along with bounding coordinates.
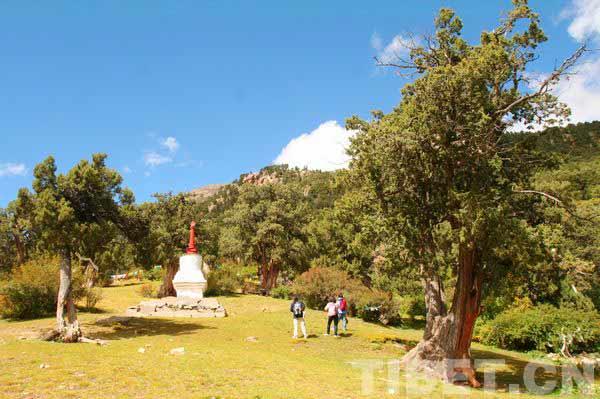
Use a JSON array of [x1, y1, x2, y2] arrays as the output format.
[[514, 190, 599, 222], [496, 45, 588, 117], [75, 252, 99, 273]]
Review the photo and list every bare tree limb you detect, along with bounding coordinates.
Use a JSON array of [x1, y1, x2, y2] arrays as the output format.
[[75, 252, 99, 288], [373, 56, 417, 70], [75, 252, 99, 273], [496, 45, 588, 117], [514, 189, 600, 221]]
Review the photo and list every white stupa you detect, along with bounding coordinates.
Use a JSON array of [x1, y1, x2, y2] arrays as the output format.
[[172, 221, 207, 299], [126, 220, 226, 318]]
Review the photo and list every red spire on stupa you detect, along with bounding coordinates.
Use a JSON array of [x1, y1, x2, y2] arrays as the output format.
[[186, 221, 198, 254]]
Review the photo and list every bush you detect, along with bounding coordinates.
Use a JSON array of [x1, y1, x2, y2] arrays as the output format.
[[291, 266, 401, 325], [138, 283, 157, 298], [352, 288, 401, 325], [397, 295, 426, 319], [291, 266, 363, 309], [145, 266, 164, 282], [0, 256, 60, 319], [270, 285, 292, 299], [83, 287, 103, 309], [205, 264, 244, 296], [0, 255, 104, 319], [479, 304, 600, 354]]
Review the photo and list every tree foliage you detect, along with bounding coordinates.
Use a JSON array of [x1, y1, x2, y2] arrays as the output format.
[[348, 0, 589, 384], [220, 182, 310, 290]]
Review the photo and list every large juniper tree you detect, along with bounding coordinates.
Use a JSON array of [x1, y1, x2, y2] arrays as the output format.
[[220, 182, 309, 291], [348, 0, 587, 385], [23, 154, 127, 342]]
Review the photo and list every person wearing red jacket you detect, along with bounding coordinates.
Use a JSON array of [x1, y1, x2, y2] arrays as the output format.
[[336, 292, 348, 332]]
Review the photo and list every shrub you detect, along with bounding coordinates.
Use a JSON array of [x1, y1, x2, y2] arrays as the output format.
[[352, 288, 401, 325], [83, 287, 103, 309], [205, 264, 244, 296], [291, 266, 363, 309], [145, 266, 164, 282], [270, 285, 292, 299], [291, 266, 401, 325], [0, 256, 60, 319], [138, 283, 157, 298], [479, 304, 600, 354], [397, 295, 426, 319], [0, 255, 104, 319]]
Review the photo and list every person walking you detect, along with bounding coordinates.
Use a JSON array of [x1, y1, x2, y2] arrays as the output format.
[[337, 292, 348, 333], [290, 296, 307, 339], [324, 297, 339, 337]]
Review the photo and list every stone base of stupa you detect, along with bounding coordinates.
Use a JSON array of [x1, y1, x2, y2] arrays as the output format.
[[126, 297, 226, 318]]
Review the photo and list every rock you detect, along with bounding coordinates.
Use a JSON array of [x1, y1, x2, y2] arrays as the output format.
[[162, 296, 178, 306], [580, 357, 596, 368], [393, 343, 408, 351], [170, 347, 185, 355], [138, 301, 158, 314], [188, 184, 225, 201], [138, 347, 146, 353], [246, 336, 258, 343], [126, 297, 227, 318], [546, 353, 561, 362]]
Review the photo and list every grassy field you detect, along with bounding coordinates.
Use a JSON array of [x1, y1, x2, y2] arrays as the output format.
[[0, 282, 596, 399]]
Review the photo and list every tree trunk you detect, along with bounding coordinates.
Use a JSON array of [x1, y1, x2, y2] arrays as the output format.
[[259, 261, 280, 292], [56, 248, 82, 343], [158, 259, 178, 297], [267, 263, 280, 290], [13, 231, 26, 265], [403, 244, 483, 387], [259, 261, 268, 292]]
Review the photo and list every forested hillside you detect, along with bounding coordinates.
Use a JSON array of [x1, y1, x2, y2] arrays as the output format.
[[1, 121, 599, 313]]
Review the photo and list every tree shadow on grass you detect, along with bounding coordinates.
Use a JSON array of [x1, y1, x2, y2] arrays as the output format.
[[87, 316, 215, 341], [380, 337, 597, 393], [472, 348, 598, 394], [77, 306, 109, 314], [106, 281, 145, 288]]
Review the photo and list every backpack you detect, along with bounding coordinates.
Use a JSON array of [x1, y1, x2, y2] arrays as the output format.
[[338, 297, 347, 311], [292, 301, 304, 317]]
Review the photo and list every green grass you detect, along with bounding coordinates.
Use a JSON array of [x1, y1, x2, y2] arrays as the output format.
[[0, 283, 597, 398]]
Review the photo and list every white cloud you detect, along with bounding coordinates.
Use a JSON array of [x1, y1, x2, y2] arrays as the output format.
[[144, 151, 172, 167], [161, 136, 180, 153], [274, 121, 355, 171], [371, 32, 412, 64], [0, 163, 27, 177], [370, 32, 383, 51], [509, 57, 600, 130], [554, 58, 600, 123], [122, 166, 132, 174], [564, 0, 600, 42], [552, 0, 600, 124]]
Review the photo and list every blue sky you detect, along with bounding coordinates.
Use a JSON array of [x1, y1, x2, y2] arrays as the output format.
[[1, 0, 598, 206]]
